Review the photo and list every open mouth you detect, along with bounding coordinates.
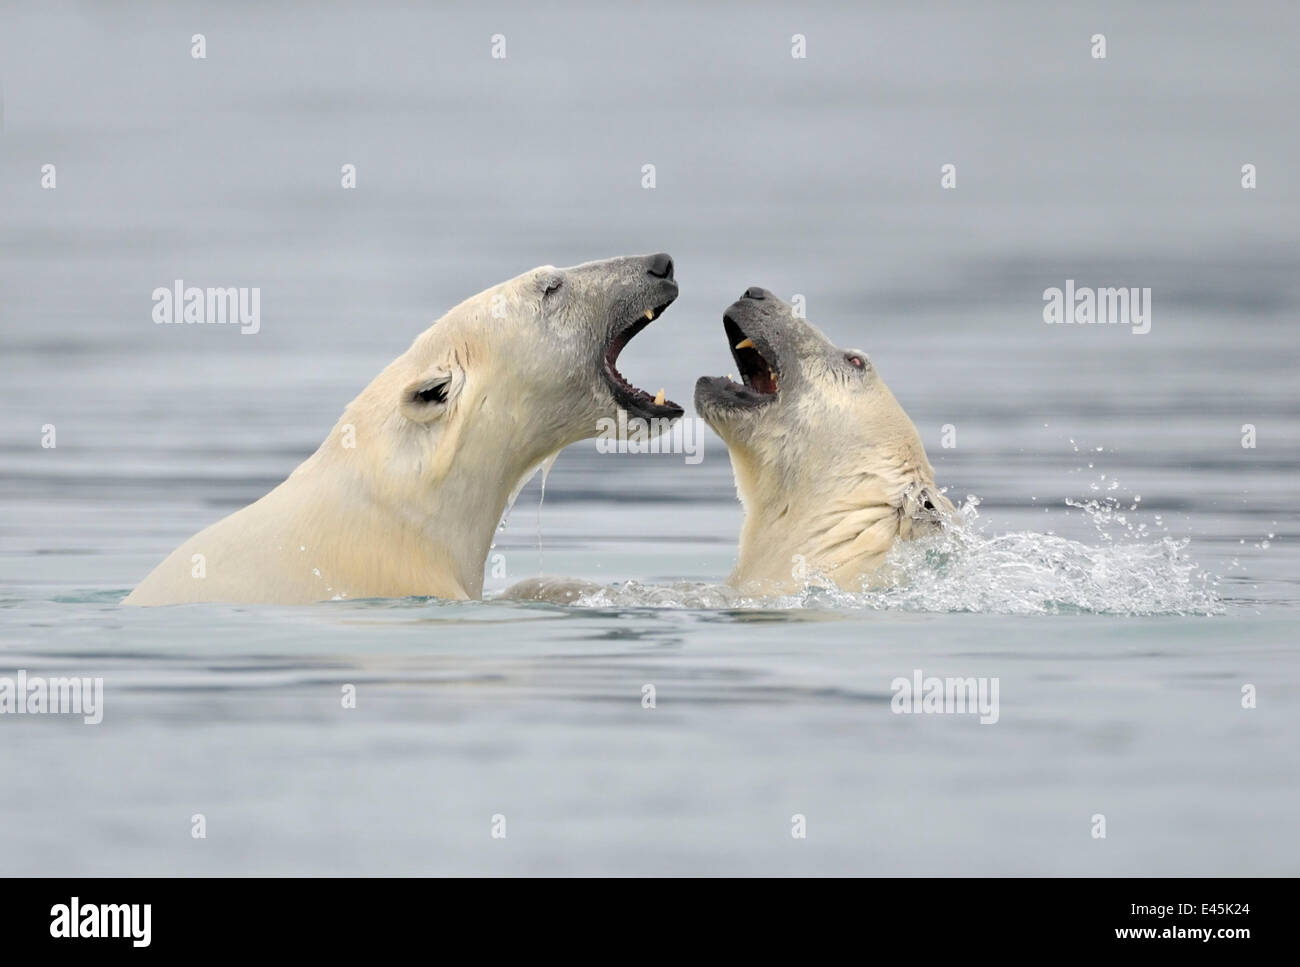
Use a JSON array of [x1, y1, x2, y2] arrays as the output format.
[[698, 313, 781, 409], [725, 315, 779, 395], [602, 298, 684, 420]]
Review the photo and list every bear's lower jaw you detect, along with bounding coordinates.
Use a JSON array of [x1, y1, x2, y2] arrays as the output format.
[[603, 368, 684, 422], [693, 374, 779, 416]]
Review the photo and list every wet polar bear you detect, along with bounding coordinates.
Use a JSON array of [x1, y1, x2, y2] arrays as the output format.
[[694, 287, 955, 593], [125, 254, 683, 605]]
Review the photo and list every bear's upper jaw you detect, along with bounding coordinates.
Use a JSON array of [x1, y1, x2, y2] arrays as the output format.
[[601, 292, 684, 421], [724, 313, 780, 396]]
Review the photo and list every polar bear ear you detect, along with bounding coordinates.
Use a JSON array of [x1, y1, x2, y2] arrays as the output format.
[[400, 373, 457, 423], [906, 487, 951, 535]]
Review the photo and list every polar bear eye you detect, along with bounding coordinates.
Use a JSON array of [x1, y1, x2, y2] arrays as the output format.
[[543, 277, 563, 296]]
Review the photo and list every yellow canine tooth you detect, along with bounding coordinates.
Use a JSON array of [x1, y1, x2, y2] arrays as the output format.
[[653, 388, 666, 406], [734, 337, 755, 350], [644, 308, 655, 320]]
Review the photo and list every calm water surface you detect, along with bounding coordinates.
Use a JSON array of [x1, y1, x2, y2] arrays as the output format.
[[1, 1, 1297, 874]]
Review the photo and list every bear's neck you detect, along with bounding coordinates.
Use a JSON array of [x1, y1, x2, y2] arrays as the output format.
[[727, 450, 920, 592], [289, 438, 554, 601], [416, 449, 556, 598], [734, 498, 902, 591]]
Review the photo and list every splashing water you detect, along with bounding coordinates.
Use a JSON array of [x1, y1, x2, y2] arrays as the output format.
[[497, 451, 561, 539], [861, 496, 1221, 615], [546, 494, 1222, 616]]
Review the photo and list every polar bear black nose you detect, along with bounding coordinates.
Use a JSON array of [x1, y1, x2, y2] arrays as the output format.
[[744, 286, 766, 300], [647, 253, 674, 279]]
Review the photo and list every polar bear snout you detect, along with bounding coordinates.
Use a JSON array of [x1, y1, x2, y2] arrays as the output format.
[[693, 290, 792, 423], [646, 253, 674, 280], [595, 254, 683, 422]]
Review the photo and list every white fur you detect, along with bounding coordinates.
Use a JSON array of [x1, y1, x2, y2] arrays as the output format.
[[725, 379, 952, 591], [697, 298, 954, 594], [125, 258, 669, 605]]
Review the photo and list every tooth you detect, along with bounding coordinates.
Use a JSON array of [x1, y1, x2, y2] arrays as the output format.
[[653, 388, 665, 406], [734, 337, 755, 350], [645, 308, 655, 320]]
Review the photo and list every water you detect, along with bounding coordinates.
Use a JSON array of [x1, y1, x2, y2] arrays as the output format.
[[1, 1, 1297, 875]]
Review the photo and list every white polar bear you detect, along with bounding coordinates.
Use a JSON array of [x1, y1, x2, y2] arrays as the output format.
[[694, 287, 954, 593], [124, 254, 682, 605]]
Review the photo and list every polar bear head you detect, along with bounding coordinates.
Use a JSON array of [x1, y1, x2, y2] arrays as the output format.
[[394, 253, 683, 434], [314, 254, 682, 598], [694, 287, 954, 592]]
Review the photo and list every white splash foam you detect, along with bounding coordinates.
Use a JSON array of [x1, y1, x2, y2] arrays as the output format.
[[562, 494, 1222, 616]]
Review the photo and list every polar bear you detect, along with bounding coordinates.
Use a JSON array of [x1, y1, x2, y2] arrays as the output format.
[[694, 287, 954, 593], [124, 254, 682, 605]]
